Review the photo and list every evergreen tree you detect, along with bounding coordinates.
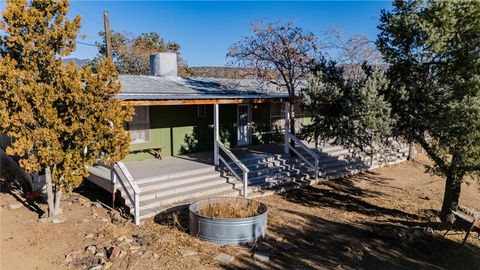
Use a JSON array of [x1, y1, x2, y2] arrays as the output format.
[[0, 0, 132, 218], [377, 0, 480, 220], [302, 61, 395, 165]]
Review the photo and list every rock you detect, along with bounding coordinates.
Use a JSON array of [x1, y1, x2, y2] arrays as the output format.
[[85, 245, 97, 255], [215, 253, 234, 264], [180, 249, 197, 257], [51, 215, 65, 224], [116, 236, 126, 242], [118, 250, 127, 258], [85, 233, 94, 239], [279, 242, 298, 251], [252, 252, 270, 262], [132, 234, 149, 246], [254, 241, 272, 251], [88, 265, 102, 270], [349, 239, 365, 252], [110, 210, 123, 225], [129, 246, 141, 252], [398, 229, 407, 238], [98, 258, 106, 265], [103, 262, 113, 269], [8, 202, 23, 210], [107, 246, 121, 261], [38, 217, 49, 223], [95, 250, 105, 258], [355, 251, 365, 260], [157, 236, 171, 243], [93, 202, 102, 208], [420, 195, 430, 200], [64, 254, 74, 264], [152, 252, 159, 259]]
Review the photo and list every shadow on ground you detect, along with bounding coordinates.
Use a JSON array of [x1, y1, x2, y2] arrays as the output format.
[[220, 172, 480, 270]]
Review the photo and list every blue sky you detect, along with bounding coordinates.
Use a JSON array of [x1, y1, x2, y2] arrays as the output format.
[[1, 1, 394, 66]]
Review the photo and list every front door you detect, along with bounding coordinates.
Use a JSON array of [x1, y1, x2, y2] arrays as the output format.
[[237, 104, 251, 146]]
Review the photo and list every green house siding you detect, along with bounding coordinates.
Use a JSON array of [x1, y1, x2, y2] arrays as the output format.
[[125, 102, 307, 161]]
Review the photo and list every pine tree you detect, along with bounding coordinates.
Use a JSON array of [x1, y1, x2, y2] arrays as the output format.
[[302, 61, 395, 165], [0, 0, 132, 218], [377, 0, 480, 220]]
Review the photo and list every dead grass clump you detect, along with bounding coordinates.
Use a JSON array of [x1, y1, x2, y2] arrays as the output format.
[[197, 199, 262, 219]]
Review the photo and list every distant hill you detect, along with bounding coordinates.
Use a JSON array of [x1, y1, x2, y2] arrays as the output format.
[[188, 66, 257, 79], [62, 58, 89, 68]]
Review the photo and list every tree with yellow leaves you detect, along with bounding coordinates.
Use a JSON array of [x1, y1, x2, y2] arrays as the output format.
[[0, 0, 132, 219]]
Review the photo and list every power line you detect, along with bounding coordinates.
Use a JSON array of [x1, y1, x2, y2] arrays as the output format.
[[70, 3, 103, 28], [76, 40, 97, 47]]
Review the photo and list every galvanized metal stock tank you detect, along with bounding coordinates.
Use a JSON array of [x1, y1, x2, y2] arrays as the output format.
[[189, 197, 268, 246]]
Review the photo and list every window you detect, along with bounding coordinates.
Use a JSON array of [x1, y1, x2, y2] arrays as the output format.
[[197, 105, 207, 118], [270, 102, 285, 131], [129, 106, 150, 144], [269, 102, 307, 132]]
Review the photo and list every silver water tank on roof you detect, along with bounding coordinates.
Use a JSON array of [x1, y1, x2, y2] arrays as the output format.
[[149, 52, 177, 77]]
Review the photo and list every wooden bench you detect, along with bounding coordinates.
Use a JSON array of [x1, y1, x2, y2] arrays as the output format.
[[443, 210, 479, 245], [129, 146, 164, 159]]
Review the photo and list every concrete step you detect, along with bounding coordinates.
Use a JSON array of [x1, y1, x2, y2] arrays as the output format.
[[132, 183, 237, 213], [235, 154, 285, 166], [134, 166, 215, 185], [248, 169, 301, 185], [138, 176, 232, 201], [135, 170, 224, 191], [137, 188, 241, 219]]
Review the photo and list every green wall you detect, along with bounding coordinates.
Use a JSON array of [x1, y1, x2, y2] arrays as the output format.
[[125, 103, 306, 161]]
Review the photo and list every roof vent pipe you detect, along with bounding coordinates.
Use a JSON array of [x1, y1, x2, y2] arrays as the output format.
[[149, 52, 177, 77]]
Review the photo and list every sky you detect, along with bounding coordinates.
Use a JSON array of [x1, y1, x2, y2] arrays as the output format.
[[1, 1, 394, 67]]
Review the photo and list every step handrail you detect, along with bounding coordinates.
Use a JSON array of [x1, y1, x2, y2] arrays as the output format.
[[216, 140, 249, 197], [286, 132, 320, 180], [112, 161, 141, 225]]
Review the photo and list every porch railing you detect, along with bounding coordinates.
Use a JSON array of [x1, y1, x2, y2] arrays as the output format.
[[112, 162, 141, 225], [285, 132, 320, 180], [216, 140, 250, 197]]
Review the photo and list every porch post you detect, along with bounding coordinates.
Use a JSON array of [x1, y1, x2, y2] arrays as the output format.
[[284, 101, 290, 155], [213, 103, 219, 166]]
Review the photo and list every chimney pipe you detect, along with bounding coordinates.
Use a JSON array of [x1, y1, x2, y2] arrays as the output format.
[[149, 52, 177, 76]]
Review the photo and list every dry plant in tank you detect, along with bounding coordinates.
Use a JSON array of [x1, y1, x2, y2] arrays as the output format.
[[197, 199, 262, 218]]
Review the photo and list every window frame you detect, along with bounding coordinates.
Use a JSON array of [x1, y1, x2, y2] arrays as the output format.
[[129, 106, 150, 144]]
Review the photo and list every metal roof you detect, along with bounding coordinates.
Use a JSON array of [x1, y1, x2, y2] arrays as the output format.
[[117, 75, 289, 100]]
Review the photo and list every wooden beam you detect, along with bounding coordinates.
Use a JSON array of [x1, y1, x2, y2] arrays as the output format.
[[120, 98, 285, 106]]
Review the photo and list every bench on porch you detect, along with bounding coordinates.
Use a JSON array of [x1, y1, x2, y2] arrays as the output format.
[[129, 146, 164, 159]]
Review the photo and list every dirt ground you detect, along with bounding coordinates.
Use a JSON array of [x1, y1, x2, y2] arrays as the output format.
[[1, 154, 479, 270]]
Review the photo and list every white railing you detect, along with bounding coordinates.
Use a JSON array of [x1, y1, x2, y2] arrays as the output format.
[[216, 140, 250, 197], [286, 132, 320, 180], [112, 162, 141, 225]]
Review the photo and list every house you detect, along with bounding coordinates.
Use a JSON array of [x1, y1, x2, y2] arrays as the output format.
[[1, 52, 410, 225], [93, 52, 321, 224]]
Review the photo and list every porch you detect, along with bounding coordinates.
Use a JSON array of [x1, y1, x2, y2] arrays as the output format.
[[103, 143, 306, 220]]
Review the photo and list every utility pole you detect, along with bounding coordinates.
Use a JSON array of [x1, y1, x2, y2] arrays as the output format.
[[103, 11, 112, 60]]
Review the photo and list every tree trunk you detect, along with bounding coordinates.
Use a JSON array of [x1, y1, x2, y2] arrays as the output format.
[[53, 188, 62, 216], [289, 102, 296, 155], [45, 166, 54, 218], [440, 172, 463, 222], [408, 141, 417, 161]]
